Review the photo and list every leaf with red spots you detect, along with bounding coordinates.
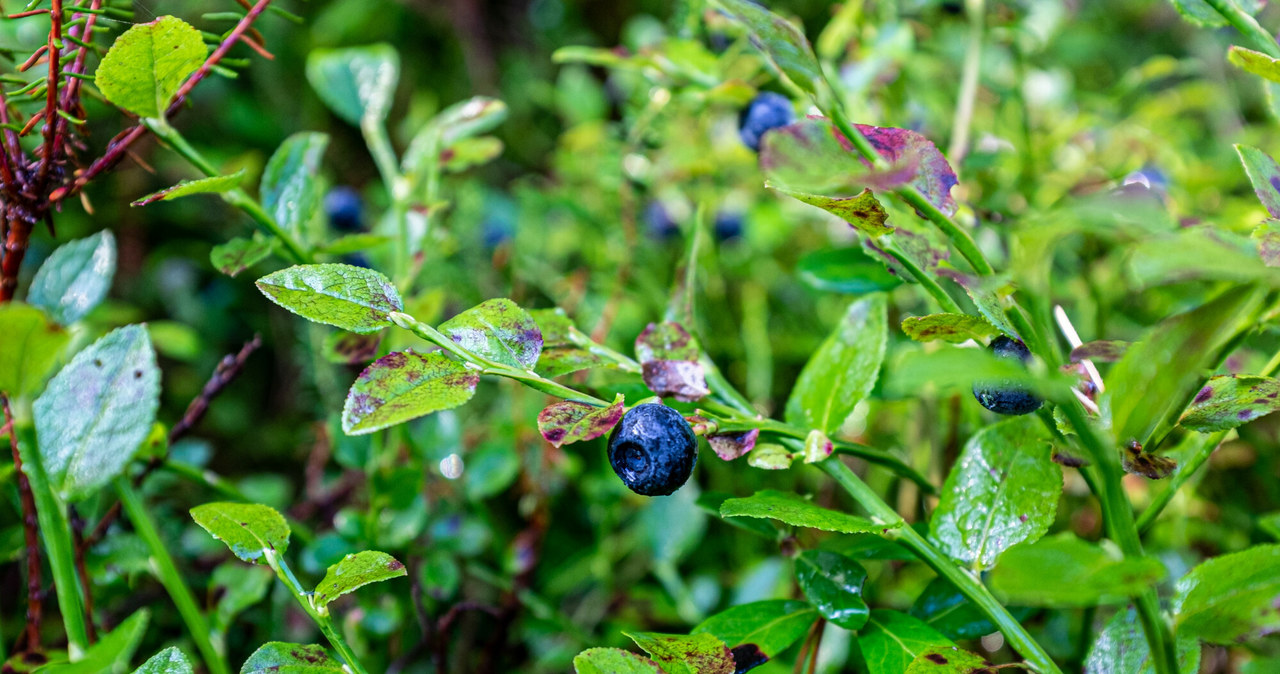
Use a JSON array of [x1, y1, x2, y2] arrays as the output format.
[[538, 394, 625, 447], [323, 331, 382, 365], [440, 298, 543, 370], [240, 642, 345, 673], [771, 187, 892, 237], [190, 502, 291, 565], [1180, 374, 1280, 432], [1253, 220, 1280, 267], [636, 322, 710, 402], [623, 632, 735, 674], [313, 550, 407, 611], [342, 351, 479, 435]]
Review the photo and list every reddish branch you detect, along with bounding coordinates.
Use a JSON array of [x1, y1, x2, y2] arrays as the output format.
[[3, 394, 42, 655]]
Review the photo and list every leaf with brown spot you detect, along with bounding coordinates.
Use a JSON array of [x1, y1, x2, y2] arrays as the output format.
[[1180, 374, 1280, 432], [624, 632, 735, 674], [636, 322, 709, 401], [342, 351, 480, 435], [537, 394, 625, 447], [312, 550, 407, 610], [901, 313, 1000, 344]]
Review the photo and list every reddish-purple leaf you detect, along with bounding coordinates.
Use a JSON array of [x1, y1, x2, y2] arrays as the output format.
[[537, 395, 625, 447], [1070, 340, 1130, 363], [708, 429, 760, 461], [636, 322, 709, 402]]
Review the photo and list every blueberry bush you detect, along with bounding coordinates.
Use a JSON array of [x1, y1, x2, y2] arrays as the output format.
[[3, 0, 1280, 672]]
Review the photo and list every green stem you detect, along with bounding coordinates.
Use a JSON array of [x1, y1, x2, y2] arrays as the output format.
[[1204, 0, 1280, 57], [264, 550, 368, 674], [362, 119, 412, 288], [1136, 430, 1228, 535], [817, 459, 1061, 674], [143, 119, 313, 265], [947, 0, 985, 164], [117, 480, 230, 674], [14, 424, 88, 658], [886, 246, 962, 313]]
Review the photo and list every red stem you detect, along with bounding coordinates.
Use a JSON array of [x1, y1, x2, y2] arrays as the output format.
[[34, 0, 62, 190], [3, 394, 43, 655]]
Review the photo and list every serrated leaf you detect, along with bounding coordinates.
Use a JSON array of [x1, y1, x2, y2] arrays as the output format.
[[95, 16, 206, 119], [635, 322, 709, 402], [1173, 543, 1280, 644], [1237, 144, 1280, 219], [0, 303, 68, 397], [306, 45, 399, 126], [131, 170, 244, 207], [211, 236, 273, 278], [858, 610, 955, 674], [794, 550, 870, 630], [785, 294, 886, 435], [34, 325, 160, 502], [1181, 375, 1280, 432], [623, 633, 734, 674], [709, 0, 825, 94], [986, 534, 1166, 607], [190, 502, 290, 564], [572, 648, 663, 674], [1086, 608, 1202, 674], [131, 647, 193, 674], [262, 133, 329, 237], [720, 489, 897, 534], [256, 264, 403, 334], [928, 416, 1060, 571], [693, 600, 817, 657], [772, 187, 891, 236], [936, 270, 1019, 338], [44, 609, 149, 674], [313, 550, 406, 610], [905, 646, 991, 673], [240, 643, 344, 674], [439, 299, 543, 370], [902, 313, 1000, 344], [342, 351, 479, 435], [537, 394, 625, 447], [28, 231, 117, 326]]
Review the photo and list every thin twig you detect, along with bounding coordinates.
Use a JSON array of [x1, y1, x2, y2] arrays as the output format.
[[34, 0, 63, 190], [68, 506, 98, 643], [3, 393, 42, 655]]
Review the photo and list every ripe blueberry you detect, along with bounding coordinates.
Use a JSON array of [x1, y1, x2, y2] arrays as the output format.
[[325, 186, 364, 232], [972, 336, 1043, 416], [714, 211, 744, 242], [643, 201, 680, 241], [738, 91, 795, 153], [607, 403, 698, 496]]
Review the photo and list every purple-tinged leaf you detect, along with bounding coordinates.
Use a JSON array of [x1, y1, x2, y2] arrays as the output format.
[[1071, 340, 1130, 363], [342, 351, 479, 435], [1254, 220, 1280, 267], [1236, 144, 1280, 218], [708, 429, 759, 461], [901, 313, 1000, 344], [802, 429, 833, 464], [636, 322, 709, 402], [857, 124, 959, 217], [537, 394, 625, 447], [1181, 375, 1280, 432], [636, 322, 701, 361], [241, 642, 344, 674], [324, 331, 381, 365], [710, 0, 825, 95], [440, 298, 543, 370], [770, 187, 891, 237], [1122, 442, 1177, 480]]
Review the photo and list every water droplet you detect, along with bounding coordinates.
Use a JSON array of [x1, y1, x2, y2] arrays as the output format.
[[440, 454, 464, 479]]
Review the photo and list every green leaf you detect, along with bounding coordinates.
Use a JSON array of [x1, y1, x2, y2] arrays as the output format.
[[190, 502, 291, 564], [720, 489, 897, 534], [692, 600, 817, 657], [904, 647, 991, 673], [857, 609, 955, 674], [256, 264, 403, 334], [131, 647, 193, 674], [937, 271, 1019, 338], [785, 294, 887, 435], [986, 534, 1166, 607], [772, 187, 891, 237], [795, 247, 903, 295], [1229, 46, 1280, 84], [131, 170, 245, 207], [910, 577, 1030, 641], [342, 351, 479, 435], [572, 648, 663, 674], [709, 0, 825, 94], [530, 308, 614, 377], [34, 325, 160, 502], [1169, 0, 1263, 27], [928, 416, 1060, 571], [1106, 287, 1264, 446], [1127, 229, 1273, 286], [261, 133, 330, 237], [1180, 375, 1280, 432], [1086, 607, 1202, 674], [28, 231, 117, 325], [901, 313, 1000, 344], [1260, 511, 1280, 541], [211, 236, 273, 278], [240, 643, 344, 674], [312, 550, 406, 610], [439, 299, 543, 370], [537, 394, 625, 447], [1173, 543, 1280, 644], [95, 16, 206, 119], [442, 136, 504, 172], [623, 632, 734, 674], [793, 550, 870, 630], [0, 303, 68, 397], [306, 45, 399, 126], [210, 563, 273, 632], [42, 609, 149, 674], [1237, 144, 1280, 219]]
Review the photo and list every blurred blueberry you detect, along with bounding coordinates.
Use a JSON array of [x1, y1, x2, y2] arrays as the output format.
[[644, 201, 680, 241], [325, 186, 364, 232], [342, 253, 372, 269], [713, 211, 744, 242], [482, 217, 515, 248], [1122, 165, 1169, 194], [738, 91, 795, 153], [481, 193, 519, 249]]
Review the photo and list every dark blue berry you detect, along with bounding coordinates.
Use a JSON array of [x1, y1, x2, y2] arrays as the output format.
[[607, 403, 698, 496], [643, 201, 680, 241], [341, 253, 372, 269], [325, 186, 364, 232], [482, 216, 514, 248], [738, 92, 795, 153], [972, 336, 1043, 415], [714, 211, 744, 242]]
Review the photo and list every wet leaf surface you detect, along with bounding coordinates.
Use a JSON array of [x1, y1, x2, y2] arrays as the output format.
[[1180, 374, 1280, 432], [190, 502, 291, 564], [342, 351, 480, 435], [257, 264, 403, 334], [793, 550, 870, 630], [538, 394, 625, 447], [721, 489, 896, 534], [313, 550, 407, 609], [440, 298, 543, 370], [623, 632, 734, 674]]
